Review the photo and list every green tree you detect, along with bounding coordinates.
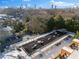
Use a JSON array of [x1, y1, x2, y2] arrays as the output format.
[[54, 15, 65, 29], [74, 31, 79, 39], [65, 20, 74, 31], [25, 16, 31, 22], [47, 17, 55, 31], [14, 22, 25, 33]]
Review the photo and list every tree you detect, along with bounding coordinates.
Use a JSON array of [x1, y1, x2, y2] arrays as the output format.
[[74, 31, 79, 39], [54, 15, 65, 29], [14, 22, 25, 33], [27, 18, 47, 34], [65, 20, 74, 32], [65, 17, 79, 32], [24, 16, 31, 22], [47, 17, 55, 31], [72, 15, 79, 21]]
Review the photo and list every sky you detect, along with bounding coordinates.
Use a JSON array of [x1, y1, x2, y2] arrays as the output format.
[[0, 0, 79, 8]]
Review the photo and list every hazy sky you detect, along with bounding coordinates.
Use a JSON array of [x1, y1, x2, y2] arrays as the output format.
[[0, 0, 79, 8]]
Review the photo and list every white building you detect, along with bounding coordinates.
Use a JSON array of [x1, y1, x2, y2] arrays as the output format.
[[0, 26, 13, 40], [0, 14, 7, 19]]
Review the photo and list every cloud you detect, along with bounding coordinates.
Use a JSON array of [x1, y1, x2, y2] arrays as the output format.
[[50, 0, 77, 8], [0, 6, 8, 8]]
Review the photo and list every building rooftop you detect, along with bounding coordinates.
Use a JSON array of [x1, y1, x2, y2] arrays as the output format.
[[0, 14, 7, 17], [67, 50, 79, 59], [1, 35, 72, 59], [1, 29, 74, 59], [0, 26, 12, 32], [31, 35, 70, 59], [21, 31, 67, 55]]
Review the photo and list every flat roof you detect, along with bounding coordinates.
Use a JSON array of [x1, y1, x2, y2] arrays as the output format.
[[21, 31, 67, 55], [67, 50, 79, 59]]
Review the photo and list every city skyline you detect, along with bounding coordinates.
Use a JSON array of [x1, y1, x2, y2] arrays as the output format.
[[0, 0, 79, 8]]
